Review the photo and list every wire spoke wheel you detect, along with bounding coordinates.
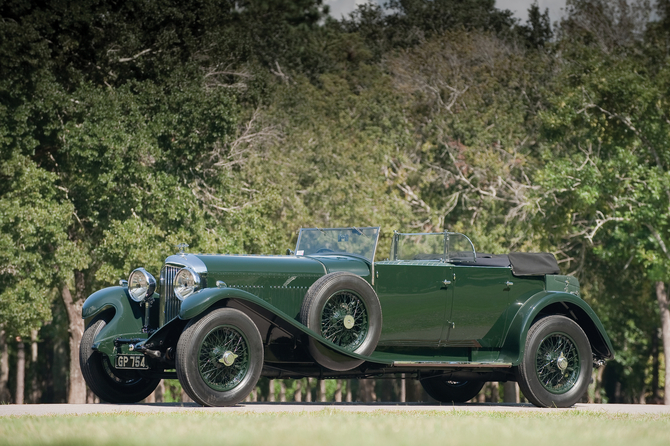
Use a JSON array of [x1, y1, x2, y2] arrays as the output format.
[[177, 308, 263, 406], [197, 325, 250, 392], [320, 290, 369, 351], [516, 315, 592, 408], [301, 272, 382, 371], [535, 332, 580, 394]]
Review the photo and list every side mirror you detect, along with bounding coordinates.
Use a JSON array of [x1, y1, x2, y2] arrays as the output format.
[[286, 248, 295, 255]]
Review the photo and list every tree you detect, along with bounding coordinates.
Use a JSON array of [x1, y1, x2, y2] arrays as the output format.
[[517, 1, 553, 48], [382, 30, 553, 252], [535, 21, 670, 402]]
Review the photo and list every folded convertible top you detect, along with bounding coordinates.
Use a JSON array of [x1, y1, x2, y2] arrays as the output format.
[[508, 252, 560, 276], [473, 252, 560, 276]]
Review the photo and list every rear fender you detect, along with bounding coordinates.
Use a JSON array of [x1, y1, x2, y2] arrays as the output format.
[[500, 291, 614, 365], [179, 287, 390, 366]]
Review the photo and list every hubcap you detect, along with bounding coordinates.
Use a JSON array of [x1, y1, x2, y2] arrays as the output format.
[[219, 350, 239, 367], [320, 290, 369, 351], [198, 325, 250, 391], [535, 333, 580, 394], [557, 353, 568, 372]]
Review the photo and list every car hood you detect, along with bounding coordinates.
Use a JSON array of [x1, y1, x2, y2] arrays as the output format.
[[164, 253, 371, 288]]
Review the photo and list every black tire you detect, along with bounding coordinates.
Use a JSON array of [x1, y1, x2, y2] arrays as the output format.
[[176, 308, 263, 407], [300, 271, 382, 371], [79, 319, 160, 403], [421, 378, 485, 403], [516, 315, 593, 408]]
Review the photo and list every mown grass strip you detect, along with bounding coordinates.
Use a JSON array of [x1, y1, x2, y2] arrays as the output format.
[[1, 410, 669, 446]]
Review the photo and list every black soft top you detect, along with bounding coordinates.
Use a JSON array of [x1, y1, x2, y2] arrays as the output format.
[[465, 252, 560, 276]]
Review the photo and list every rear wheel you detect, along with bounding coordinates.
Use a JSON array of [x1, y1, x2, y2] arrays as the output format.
[[421, 378, 485, 403], [79, 319, 160, 403], [516, 315, 592, 408], [176, 308, 263, 407]]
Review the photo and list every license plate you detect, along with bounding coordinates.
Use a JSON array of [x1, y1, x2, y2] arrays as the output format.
[[115, 354, 148, 370]]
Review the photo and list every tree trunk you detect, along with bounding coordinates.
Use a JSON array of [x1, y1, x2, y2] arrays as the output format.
[[477, 385, 486, 403], [503, 382, 519, 403], [61, 283, 86, 403], [380, 379, 392, 402], [268, 379, 275, 402], [305, 378, 312, 402], [318, 379, 326, 402], [0, 327, 9, 402], [345, 379, 352, 402], [651, 332, 661, 403], [334, 379, 342, 402], [594, 365, 605, 404], [30, 329, 41, 403], [294, 379, 302, 402], [86, 387, 99, 404], [359, 379, 377, 402], [488, 382, 499, 403], [154, 381, 164, 403], [279, 380, 286, 402], [399, 374, 406, 403], [16, 337, 25, 404], [655, 281, 670, 405]]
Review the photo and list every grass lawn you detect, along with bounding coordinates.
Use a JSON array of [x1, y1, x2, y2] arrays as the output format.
[[1, 409, 669, 446]]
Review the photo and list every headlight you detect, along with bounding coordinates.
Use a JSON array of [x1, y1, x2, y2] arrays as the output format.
[[128, 268, 156, 302], [174, 267, 201, 301]]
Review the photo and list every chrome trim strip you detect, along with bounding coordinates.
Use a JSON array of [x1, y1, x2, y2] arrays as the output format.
[[164, 254, 208, 274], [160, 265, 181, 326], [392, 361, 512, 368], [370, 228, 381, 286]]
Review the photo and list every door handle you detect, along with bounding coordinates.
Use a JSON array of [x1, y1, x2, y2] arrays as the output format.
[[506, 281, 513, 287], [443, 280, 451, 286]]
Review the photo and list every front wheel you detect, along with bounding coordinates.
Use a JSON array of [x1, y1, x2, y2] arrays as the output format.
[[176, 308, 263, 407], [516, 315, 592, 408], [79, 319, 160, 403], [421, 378, 484, 403]]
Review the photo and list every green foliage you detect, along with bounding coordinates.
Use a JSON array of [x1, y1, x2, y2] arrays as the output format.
[[2, 0, 670, 403], [517, 1, 553, 48], [0, 154, 82, 335], [534, 1, 670, 401]]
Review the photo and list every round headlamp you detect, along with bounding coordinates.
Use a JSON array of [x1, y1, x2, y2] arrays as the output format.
[[174, 267, 201, 301], [128, 268, 156, 302]]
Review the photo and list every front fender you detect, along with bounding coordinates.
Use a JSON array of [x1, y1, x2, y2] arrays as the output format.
[[500, 291, 614, 365], [179, 287, 390, 366], [81, 286, 147, 356]]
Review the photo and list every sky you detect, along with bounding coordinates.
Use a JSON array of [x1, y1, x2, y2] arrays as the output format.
[[325, 0, 569, 24]]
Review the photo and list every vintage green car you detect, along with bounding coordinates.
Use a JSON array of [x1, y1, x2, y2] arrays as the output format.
[[80, 227, 613, 407]]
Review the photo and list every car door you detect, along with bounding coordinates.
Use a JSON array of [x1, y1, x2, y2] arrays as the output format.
[[443, 266, 515, 347], [374, 261, 453, 346]]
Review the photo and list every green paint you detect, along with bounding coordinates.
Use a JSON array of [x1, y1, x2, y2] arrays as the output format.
[[81, 286, 148, 357], [81, 245, 613, 378], [375, 261, 452, 346]]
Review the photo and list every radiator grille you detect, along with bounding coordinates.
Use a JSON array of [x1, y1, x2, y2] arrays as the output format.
[[160, 265, 181, 326]]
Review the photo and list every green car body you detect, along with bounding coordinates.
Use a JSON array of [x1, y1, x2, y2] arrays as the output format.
[[80, 227, 613, 407]]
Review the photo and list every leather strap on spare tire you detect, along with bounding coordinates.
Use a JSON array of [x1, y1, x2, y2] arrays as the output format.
[[300, 271, 382, 371]]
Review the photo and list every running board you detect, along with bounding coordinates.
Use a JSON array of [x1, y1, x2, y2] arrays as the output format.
[[392, 361, 512, 368]]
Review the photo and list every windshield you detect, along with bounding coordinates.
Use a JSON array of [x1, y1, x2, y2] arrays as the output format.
[[295, 227, 380, 263], [391, 232, 475, 262]]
